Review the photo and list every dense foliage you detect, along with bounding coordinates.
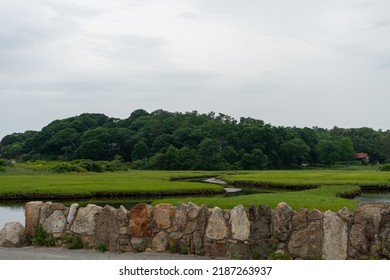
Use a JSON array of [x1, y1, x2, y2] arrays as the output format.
[[1, 109, 390, 170]]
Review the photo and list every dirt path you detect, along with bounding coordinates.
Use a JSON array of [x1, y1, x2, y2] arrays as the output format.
[[0, 246, 211, 260]]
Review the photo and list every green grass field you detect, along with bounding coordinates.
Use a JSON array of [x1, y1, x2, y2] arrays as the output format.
[[153, 169, 390, 211], [1, 168, 389, 211], [219, 169, 390, 188], [0, 170, 225, 199], [153, 185, 360, 212]]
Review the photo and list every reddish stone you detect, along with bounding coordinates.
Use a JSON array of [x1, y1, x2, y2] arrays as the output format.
[[24, 201, 44, 239], [129, 204, 153, 237]]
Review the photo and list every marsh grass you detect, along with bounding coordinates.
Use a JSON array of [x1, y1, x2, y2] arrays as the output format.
[[220, 169, 390, 189], [0, 170, 225, 200], [153, 185, 360, 211], [1, 168, 389, 211]]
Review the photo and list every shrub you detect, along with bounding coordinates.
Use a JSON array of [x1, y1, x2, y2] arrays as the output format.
[[104, 157, 128, 171], [51, 162, 84, 173], [32, 225, 56, 247], [379, 164, 390, 172], [129, 160, 145, 170], [267, 250, 291, 260], [96, 243, 107, 253], [65, 235, 84, 249], [0, 159, 11, 166], [78, 160, 105, 172], [0, 159, 12, 172]]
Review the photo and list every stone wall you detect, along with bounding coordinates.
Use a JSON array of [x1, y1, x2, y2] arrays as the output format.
[[2, 201, 390, 259]]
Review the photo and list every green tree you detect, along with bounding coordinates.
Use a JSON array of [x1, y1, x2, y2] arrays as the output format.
[[76, 139, 106, 160], [45, 128, 79, 157], [81, 127, 110, 144], [173, 127, 204, 148], [151, 134, 174, 153], [280, 139, 310, 167], [298, 127, 320, 163], [176, 147, 196, 170], [251, 148, 269, 169], [197, 138, 226, 170], [240, 149, 268, 170], [339, 137, 355, 166], [316, 140, 340, 166], [163, 146, 179, 170], [378, 134, 390, 163], [222, 146, 239, 166], [0, 142, 23, 159], [131, 141, 149, 161], [3, 108, 390, 168]]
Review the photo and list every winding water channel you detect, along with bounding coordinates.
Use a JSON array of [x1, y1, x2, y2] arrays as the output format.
[[1, 177, 390, 229], [0, 177, 227, 228]]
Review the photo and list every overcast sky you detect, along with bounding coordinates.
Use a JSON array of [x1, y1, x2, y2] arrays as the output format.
[[1, 0, 390, 139]]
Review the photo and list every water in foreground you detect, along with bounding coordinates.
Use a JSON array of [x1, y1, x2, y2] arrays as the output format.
[[0, 205, 25, 229], [355, 191, 390, 203], [0, 198, 153, 229]]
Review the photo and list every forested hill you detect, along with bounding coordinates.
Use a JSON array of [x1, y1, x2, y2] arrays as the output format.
[[1, 109, 390, 170]]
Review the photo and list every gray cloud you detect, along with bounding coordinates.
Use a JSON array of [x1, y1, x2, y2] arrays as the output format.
[[1, 0, 390, 138]]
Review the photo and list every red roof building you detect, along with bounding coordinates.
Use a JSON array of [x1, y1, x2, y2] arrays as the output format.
[[355, 152, 370, 161]]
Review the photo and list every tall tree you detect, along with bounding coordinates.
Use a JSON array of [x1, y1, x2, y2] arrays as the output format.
[[131, 140, 149, 161], [316, 140, 340, 166], [240, 149, 268, 170], [280, 139, 310, 167], [338, 137, 355, 166]]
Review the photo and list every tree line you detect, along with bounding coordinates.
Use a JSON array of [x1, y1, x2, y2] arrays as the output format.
[[1, 109, 390, 170]]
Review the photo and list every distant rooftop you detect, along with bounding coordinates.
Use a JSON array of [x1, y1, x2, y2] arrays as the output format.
[[355, 152, 369, 159]]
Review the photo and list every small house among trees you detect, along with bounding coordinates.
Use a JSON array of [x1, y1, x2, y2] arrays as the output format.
[[355, 152, 370, 164]]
